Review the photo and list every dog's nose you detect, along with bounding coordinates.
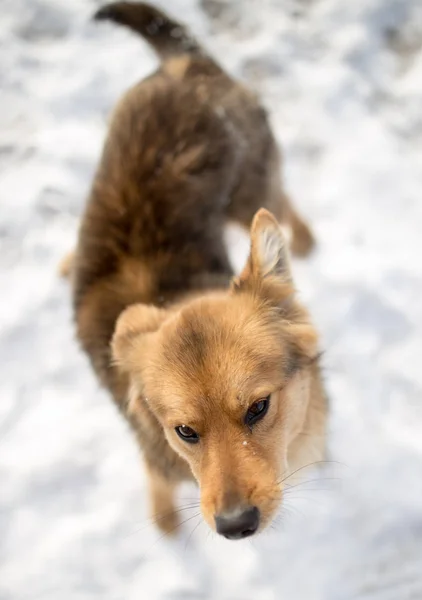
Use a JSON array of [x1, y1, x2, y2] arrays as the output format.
[[215, 506, 260, 540]]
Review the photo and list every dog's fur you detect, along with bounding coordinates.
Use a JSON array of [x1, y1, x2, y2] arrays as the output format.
[[69, 2, 327, 537]]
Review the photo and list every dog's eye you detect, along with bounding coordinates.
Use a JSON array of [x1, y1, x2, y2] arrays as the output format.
[[245, 396, 270, 428], [175, 425, 200, 444]]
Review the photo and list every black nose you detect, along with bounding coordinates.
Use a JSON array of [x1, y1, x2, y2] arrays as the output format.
[[215, 506, 260, 540]]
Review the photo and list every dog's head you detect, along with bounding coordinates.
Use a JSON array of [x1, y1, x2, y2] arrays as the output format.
[[112, 209, 319, 539]]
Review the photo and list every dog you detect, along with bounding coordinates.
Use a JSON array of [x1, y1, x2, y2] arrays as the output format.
[[67, 1, 327, 540]]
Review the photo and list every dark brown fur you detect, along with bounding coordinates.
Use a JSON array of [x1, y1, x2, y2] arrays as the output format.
[[69, 2, 324, 536]]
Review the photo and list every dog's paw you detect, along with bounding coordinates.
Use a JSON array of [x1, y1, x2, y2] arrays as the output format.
[[58, 251, 75, 279], [155, 510, 180, 536]]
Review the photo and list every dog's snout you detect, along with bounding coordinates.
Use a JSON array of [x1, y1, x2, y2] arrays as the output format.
[[215, 506, 260, 540]]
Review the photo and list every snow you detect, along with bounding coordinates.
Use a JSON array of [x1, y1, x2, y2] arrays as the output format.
[[1, 0, 422, 598]]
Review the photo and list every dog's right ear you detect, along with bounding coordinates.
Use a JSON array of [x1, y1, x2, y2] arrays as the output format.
[[111, 304, 169, 372]]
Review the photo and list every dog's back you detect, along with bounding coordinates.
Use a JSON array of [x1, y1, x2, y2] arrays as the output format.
[[73, 3, 286, 397], [73, 2, 314, 409]]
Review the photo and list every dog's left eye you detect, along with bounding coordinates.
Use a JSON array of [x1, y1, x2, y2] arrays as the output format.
[[245, 396, 270, 428], [175, 425, 200, 444]]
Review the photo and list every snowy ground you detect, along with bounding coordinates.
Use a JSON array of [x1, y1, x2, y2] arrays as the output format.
[[1, 0, 422, 598]]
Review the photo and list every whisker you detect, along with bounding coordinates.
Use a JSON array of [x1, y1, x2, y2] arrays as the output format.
[[281, 502, 306, 522], [127, 503, 201, 537], [247, 537, 256, 550], [283, 494, 325, 508], [279, 460, 347, 486], [285, 488, 337, 496], [184, 517, 203, 552], [132, 501, 201, 525], [273, 513, 283, 527], [206, 528, 213, 543], [276, 510, 294, 530], [284, 477, 340, 492], [272, 503, 301, 532], [140, 512, 202, 560]]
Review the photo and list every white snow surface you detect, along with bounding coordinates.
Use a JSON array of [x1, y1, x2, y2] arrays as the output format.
[[1, 0, 422, 598]]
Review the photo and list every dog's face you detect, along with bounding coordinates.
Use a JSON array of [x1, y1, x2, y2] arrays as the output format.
[[112, 210, 318, 538]]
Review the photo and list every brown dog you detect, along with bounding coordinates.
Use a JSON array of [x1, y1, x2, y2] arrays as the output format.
[[69, 2, 327, 539]]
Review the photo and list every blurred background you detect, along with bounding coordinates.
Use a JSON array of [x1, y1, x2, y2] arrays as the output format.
[[1, 0, 422, 598]]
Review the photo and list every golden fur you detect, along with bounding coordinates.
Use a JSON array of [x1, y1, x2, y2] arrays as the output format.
[[66, 2, 327, 538]]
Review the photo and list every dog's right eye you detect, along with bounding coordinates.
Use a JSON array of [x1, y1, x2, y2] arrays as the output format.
[[175, 425, 200, 444]]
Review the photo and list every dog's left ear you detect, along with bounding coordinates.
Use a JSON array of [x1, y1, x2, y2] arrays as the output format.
[[111, 304, 170, 372], [251, 208, 292, 281], [234, 209, 319, 359], [234, 208, 292, 291]]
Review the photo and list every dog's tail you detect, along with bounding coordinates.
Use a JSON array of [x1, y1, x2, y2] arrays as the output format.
[[94, 2, 205, 61]]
